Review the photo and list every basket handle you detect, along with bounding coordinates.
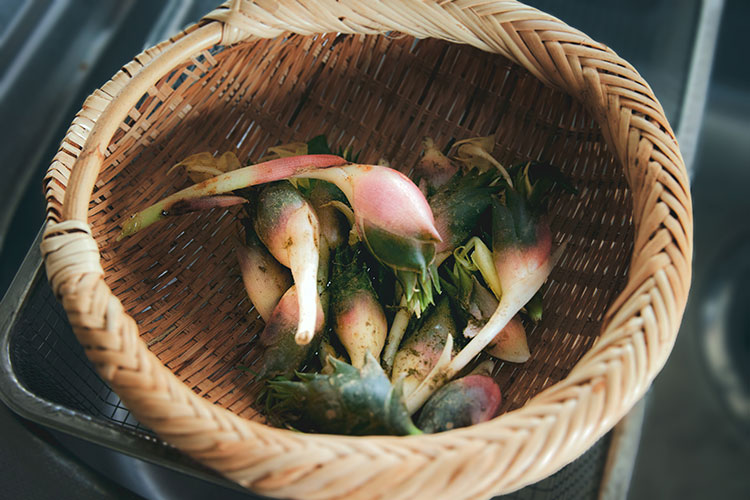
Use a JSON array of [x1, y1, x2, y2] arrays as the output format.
[[61, 23, 223, 221]]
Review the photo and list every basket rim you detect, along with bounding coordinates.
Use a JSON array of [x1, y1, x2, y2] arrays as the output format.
[[40, 1, 693, 498]]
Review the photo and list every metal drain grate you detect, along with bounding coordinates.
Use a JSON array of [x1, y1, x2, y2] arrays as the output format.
[[9, 275, 151, 435]]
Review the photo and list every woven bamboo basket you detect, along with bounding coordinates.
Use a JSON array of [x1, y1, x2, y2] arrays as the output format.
[[40, 1, 692, 498]]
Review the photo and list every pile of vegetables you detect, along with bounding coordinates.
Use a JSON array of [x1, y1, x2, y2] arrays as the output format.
[[119, 134, 574, 435]]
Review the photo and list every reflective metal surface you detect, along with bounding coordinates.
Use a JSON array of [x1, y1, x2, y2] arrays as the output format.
[[629, 1, 750, 498], [2, 1, 745, 499]]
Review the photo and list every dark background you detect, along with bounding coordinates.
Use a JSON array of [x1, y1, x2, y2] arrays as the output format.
[[1, 1, 748, 498]]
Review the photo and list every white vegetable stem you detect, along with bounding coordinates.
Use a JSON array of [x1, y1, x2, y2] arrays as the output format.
[[382, 252, 450, 374], [382, 295, 409, 375], [235, 238, 291, 322], [286, 208, 320, 345]]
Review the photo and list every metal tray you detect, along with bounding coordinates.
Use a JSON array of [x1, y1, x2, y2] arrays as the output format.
[[1, 231, 612, 500]]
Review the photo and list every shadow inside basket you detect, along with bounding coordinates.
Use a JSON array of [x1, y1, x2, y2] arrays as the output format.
[[86, 32, 634, 426]]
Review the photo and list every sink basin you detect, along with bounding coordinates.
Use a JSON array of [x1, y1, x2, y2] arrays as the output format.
[[2, 1, 745, 499], [699, 235, 750, 433], [628, 1, 750, 497]]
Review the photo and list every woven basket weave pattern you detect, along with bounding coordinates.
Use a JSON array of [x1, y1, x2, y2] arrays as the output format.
[[40, 1, 691, 499]]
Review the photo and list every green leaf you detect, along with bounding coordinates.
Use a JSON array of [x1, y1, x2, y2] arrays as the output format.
[[306, 135, 333, 155], [492, 189, 536, 250], [428, 169, 501, 251], [306, 134, 360, 162]]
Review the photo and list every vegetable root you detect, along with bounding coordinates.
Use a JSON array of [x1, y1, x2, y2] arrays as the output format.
[[330, 247, 388, 368], [254, 182, 321, 345], [392, 297, 457, 397], [235, 222, 292, 322], [118, 136, 576, 435], [417, 360, 501, 433], [256, 285, 325, 380]]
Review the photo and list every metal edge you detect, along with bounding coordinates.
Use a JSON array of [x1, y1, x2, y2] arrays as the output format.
[[597, 396, 647, 500], [0, 227, 247, 494], [0, 1, 138, 255], [597, 2, 724, 497], [676, 0, 726, 180], [0, 227, 44, 330]]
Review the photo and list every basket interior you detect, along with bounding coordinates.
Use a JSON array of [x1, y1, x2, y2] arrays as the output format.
[[83, 32, 634, 422]]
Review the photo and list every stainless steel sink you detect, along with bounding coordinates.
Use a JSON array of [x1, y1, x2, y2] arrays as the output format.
[[628, 1, 750, 498], [1, 1, 747, 499]]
